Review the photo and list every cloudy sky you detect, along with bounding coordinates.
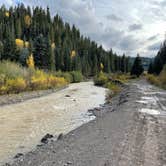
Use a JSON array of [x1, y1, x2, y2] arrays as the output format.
[[1, 0, 166, 57]]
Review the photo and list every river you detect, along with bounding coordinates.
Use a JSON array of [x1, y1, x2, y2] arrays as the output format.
[[0, 82, 107, 164]]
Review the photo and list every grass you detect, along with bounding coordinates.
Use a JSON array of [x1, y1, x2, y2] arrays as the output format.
[[146, 65, 166, 90], [94, 72, 131, 97], [0, 61, 68, 95], [54, 71, 83, 83]]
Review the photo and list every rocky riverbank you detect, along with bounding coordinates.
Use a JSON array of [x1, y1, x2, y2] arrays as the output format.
[[0, 86, 68, 107]]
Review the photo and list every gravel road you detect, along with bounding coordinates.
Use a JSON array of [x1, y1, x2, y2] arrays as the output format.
[[8, 80, 166, 166]]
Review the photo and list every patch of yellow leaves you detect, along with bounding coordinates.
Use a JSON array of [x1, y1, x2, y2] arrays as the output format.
[[100, 63, 104, 71], [71, 50, 76, 58], [15, 39, 29, 49], [5, 12, 9, 17], [26, 54, 35, 69], [24, 15, 31, 26], [51, 43, 56, 49]]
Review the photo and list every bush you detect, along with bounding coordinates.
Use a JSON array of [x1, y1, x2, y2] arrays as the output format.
[[94, 72, 108, 86], [0, 61, 28, 79], [111, 73, 131, 83], [105, 82, 121, 95], [159, 65, 166, 89], [55, 71, 73, 83], [146, 74, 160, 86], [0, 61, 69, 95], [70, 71, 83, 83], [48, 75, 67, 88], [6, 77, 26, 93], [30, 70, 48, 90]]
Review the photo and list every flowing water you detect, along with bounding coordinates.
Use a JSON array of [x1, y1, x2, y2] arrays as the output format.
[[0, 82, 107, 164]]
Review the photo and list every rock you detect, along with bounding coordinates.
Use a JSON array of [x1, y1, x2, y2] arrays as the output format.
[[65, 95, 71, 97], [67, 161, 72, 165], [57, 133, 63, 140], [37, 144, 43, 147], [41, 133, 53, 144], [14, 153, 23, 159]]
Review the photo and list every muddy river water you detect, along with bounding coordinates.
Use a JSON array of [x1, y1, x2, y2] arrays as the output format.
[[0, 82, 107, 164]]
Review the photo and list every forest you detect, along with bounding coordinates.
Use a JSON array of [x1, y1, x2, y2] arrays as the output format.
[[0, 4, 131, 76], [147, 39, 166, 89]]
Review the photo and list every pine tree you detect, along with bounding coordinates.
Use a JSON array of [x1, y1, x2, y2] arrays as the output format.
[[148, 62, 153, 74], [0, 5, 131, 75], [131, 54, 144, 77]]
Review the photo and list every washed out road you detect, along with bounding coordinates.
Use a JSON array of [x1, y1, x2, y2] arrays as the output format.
[[7, 80, 166, 165]]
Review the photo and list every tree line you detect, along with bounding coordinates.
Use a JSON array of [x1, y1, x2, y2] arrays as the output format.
[[148, 40, 166, 75], [0, 4, 131, 76]]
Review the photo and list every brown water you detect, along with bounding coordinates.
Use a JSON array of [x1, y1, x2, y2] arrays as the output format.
[[0, 82, 106, 164]]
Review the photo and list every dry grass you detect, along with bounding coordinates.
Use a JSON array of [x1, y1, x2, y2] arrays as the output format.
[[0, 61, 68, 95]]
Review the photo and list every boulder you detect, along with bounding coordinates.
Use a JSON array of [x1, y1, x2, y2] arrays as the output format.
[[41, 133, 53, 144]]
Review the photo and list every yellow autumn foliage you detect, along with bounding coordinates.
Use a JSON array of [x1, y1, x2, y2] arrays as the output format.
[[71, 50, 76, 58], [25, 41, 29, 48], [0, 61, 69, 95], [16, 39, 24, 48], [26, 54, 35, 68], [24, 15, 31, 26], [31, 70, 48, 90], [15, 39, 29, 49], [0, 85, 8, 95], [31, 70, 67, 90], [5, 11, 9, 17], [51, 43, 56, 49], [100, 63, 104, 71], [6, 77, 26, 92], [48, 75, 67, 88]]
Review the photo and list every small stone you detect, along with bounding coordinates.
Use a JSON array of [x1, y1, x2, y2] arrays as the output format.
[[14, 153, 23, 159], [57, 133, 63, 140], [65, 95, 71, 97], [41, 133, 53, 144], [66, 161, 72, 165]]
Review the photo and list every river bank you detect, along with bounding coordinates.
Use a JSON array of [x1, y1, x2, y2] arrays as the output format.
[[0, 86, 68, 107], [0, 82, 107, 165], [9, 80, 166, 166]]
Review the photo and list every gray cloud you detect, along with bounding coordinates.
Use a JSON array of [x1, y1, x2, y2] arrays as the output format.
[[128, 24, 143, 31], [106, 14, 123, 22], [119, 35, 140, 51], [0, 0, 165, 57], [148, 34, 159, 41], [148, 42, 161, 51]]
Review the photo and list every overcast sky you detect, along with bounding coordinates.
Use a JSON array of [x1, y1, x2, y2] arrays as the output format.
[[1, 0, 166, 57]]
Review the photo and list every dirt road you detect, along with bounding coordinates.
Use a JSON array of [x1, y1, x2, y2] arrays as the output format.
[[9, 80, 166, 166]]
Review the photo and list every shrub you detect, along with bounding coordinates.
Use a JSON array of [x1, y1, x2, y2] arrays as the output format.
[[48, 75, 67, 88], [105, 82, 121, 95], [0, 61, 28, 79], [0, 74, 5, 86], [159, 65, 166, 89], [146, 74, 160, 86], [94, 72, 108, 86], [111, 73, 130, 83], [55, 71, 73, 83], [70, 71, 83, 83], [6, 77, 26, 93], [30, 70, 48, 90], [0, 61, 69, 95], [0, 85, 8, 95]]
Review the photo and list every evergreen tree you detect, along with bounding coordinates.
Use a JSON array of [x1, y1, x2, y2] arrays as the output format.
[[0, 5, 131, 76], [148, 62, 153, 74], [131, 54, 144, 77]]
